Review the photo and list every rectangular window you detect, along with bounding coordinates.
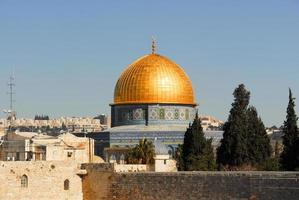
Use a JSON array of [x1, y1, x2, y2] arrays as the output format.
[[16, 152, 20, 161], [67, 152, 72, 157]]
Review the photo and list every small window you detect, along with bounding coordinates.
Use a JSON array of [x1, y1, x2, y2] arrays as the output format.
[[16, 152, 20, 161], [67, 152, 72, 157], [164, 160, 167, 165], [21, 175, 28, 188], [64, 179, 70, 190]]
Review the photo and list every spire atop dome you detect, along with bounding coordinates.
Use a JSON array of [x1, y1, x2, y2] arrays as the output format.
[[151, 37, 157, 54]]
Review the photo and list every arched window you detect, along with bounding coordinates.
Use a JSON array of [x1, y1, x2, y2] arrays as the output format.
[[21, 175, 28, 188], [64, 179, 70, 190]]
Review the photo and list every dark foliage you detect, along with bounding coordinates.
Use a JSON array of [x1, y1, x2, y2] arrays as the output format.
[[280, 89, 299, 170], [179, 113, 216, 171], [217, 84, 271, 170], [258, 158, 281, 171], [217, 84, 251, 167], [125, 139, 155, 164], [247, 107, 272, 165]]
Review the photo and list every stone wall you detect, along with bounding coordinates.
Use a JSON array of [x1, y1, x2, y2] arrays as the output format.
[[1, 162, 299, 200], [0, 161, 83, 200], [81, 166, 299, 200], [81, 163, 114, 200]]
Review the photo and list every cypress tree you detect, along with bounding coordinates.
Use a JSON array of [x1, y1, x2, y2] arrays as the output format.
[[217, 84, 271, 169], [247, 106, 271, 165], [217, 84, 250, 168], [181, 113, 215, 171], [280, 89, 299, 170]]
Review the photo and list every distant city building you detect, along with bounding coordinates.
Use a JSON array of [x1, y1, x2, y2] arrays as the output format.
[[94, 114, 110, 129], [200, 115, 224, 131], [0, 131, 99, 163], [0, 117, 103, 132], [95, 114, 108, 125], [265, 127, 284, 157]]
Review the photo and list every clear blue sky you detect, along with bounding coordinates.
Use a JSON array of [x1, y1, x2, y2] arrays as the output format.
[[0, 0, 299, 126]]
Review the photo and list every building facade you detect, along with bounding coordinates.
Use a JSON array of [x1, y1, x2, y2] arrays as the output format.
[[200, 115, 224, 130], [0, 131, 95, 163], [0, 117, 103, 132]]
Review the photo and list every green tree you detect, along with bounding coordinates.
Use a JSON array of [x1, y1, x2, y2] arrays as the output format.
[[180, 113, 215, 171], [217, 84, 271, 170], [247, 106, 272, 165], [280, 89, 299, 170], [217, 84, 250, 168], [126, 139, 155, 164], [258, 158, 281, 171]]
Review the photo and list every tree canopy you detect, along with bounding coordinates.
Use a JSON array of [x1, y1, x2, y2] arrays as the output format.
[[217, 84, 271, 170], [280, 89, 299, 170], [125, 139, 155, 164], [247, 106, 271, 165], [179, 113, 215, 171]]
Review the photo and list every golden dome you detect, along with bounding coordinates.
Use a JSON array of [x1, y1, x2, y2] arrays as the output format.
[[113, 53, 196, 105]]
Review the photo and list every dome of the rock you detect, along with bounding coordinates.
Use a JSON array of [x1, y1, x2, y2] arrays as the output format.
[[107, 43, 199, 160], [113, 53, 196, 105]]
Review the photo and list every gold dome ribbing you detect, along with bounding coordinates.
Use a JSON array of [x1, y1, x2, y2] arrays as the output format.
[[113, 53, 196, 105]]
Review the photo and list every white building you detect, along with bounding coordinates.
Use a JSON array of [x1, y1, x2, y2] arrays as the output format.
[[153, 140, 177, 172], [200, 115, 224, 131], [0, 131, 97, 163], [0, 117, 104, 132]]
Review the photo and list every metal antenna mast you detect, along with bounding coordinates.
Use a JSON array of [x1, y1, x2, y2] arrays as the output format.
[[7, 75, 15, 112], [7, 74, 16, 120], [7, 75, 16, 113]]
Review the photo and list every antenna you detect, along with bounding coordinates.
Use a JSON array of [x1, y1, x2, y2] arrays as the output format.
[[6, 73, 16, 122], [7, 75, 15, 112]]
